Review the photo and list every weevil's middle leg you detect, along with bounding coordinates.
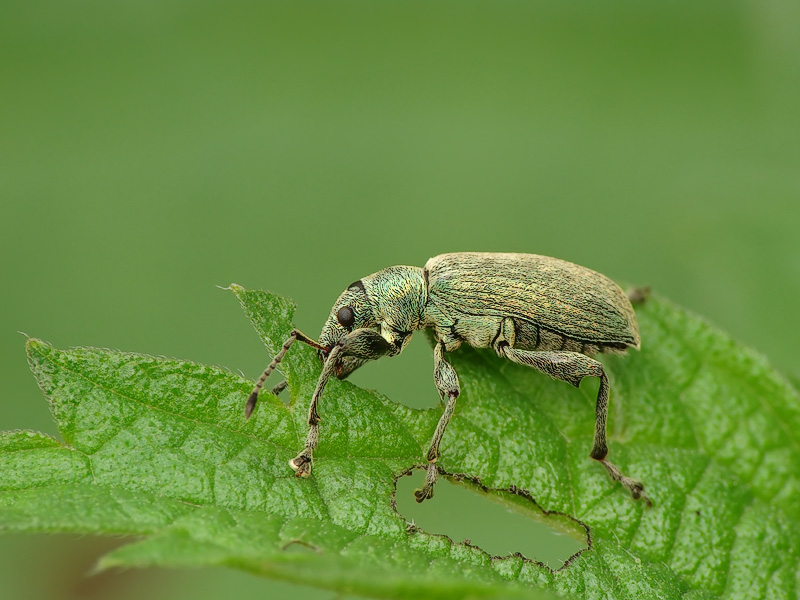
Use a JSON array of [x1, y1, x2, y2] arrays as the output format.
[[496, 341, 651, 506], [415, 341, 461, 503]]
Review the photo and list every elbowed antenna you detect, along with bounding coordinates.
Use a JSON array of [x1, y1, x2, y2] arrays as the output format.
[[245, 329, 327, 419]]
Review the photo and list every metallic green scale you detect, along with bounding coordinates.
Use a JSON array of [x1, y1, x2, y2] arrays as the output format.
[[424, 253, 640, 353], [246, 252, 650, 506]]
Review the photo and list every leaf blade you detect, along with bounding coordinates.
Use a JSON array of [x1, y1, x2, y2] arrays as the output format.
[[4, 290, 799, 599]]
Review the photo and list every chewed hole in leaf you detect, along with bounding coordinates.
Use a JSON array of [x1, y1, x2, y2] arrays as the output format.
[[394, 469, 588, 569]]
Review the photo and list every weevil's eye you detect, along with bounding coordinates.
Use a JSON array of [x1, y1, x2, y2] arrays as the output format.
[[337, 306, 355, 329]]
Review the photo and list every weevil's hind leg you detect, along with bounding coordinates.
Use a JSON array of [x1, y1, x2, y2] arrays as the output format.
[[415, 341, 461, 503], [496, 344, 651, 506]]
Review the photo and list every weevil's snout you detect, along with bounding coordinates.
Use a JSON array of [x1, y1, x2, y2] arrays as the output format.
[[316, 336, 366, 379], [334, 356, 368, 379], [317, 328, 368, 379]]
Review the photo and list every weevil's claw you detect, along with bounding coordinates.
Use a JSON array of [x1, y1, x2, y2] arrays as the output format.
[[245, 391, 259, 419], [599, 458, 653, 507], [414, 486, 434, 503], [289, 453, 312, 477], [414, 462, 439, 502], [619, 475, 652, 506], [627, 479, 653, 507]]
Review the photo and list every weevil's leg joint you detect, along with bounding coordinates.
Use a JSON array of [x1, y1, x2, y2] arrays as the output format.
[[288, 329, 398, 480], [590, 443, 608, 461]]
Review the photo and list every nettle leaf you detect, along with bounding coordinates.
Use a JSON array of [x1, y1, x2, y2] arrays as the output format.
[[2, 284, 799, 599]]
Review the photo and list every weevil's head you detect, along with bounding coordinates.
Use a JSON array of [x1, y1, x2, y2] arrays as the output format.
[[318, 279, 378, 379], [318, 266, 427, 379]]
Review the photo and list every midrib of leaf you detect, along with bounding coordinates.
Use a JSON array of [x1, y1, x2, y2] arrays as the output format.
[[0, 285, 798, 600]]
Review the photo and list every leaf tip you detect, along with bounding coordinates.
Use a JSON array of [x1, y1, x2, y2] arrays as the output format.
[[25, 337, 50, 357]]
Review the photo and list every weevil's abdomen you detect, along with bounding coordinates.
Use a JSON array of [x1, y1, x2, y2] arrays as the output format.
[[423, 252, 640, 352], [512, 319, 626, 355]]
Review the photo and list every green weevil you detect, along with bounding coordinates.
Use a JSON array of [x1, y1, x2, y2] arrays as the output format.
[[246, 252, 651, 505]]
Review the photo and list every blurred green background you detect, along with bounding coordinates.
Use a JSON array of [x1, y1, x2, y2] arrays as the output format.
[[2, 0, 798, 598]]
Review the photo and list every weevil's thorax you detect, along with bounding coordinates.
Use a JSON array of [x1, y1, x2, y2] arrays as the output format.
[[362, 266, 427, 350]]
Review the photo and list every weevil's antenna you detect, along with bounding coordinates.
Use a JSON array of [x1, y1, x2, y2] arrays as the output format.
[[245, 329, 327, 419]]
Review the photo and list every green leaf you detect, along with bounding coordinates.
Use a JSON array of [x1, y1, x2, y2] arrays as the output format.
[[3, 284, 799, 599]]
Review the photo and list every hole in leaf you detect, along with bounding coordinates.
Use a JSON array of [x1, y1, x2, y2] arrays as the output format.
[[394, 469, 588, 569]]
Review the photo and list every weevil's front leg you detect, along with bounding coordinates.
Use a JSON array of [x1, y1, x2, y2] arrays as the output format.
[[414, 341, 461, 503], [290, 328, 396, 477], [497, 346, 651, 506]]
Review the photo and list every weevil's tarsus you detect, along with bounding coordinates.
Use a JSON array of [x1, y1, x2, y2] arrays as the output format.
[[246, 329, 326, 420], [289, 436, 315, 478], [415, 462, 439, 503], [600, 459, 652, 506]]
